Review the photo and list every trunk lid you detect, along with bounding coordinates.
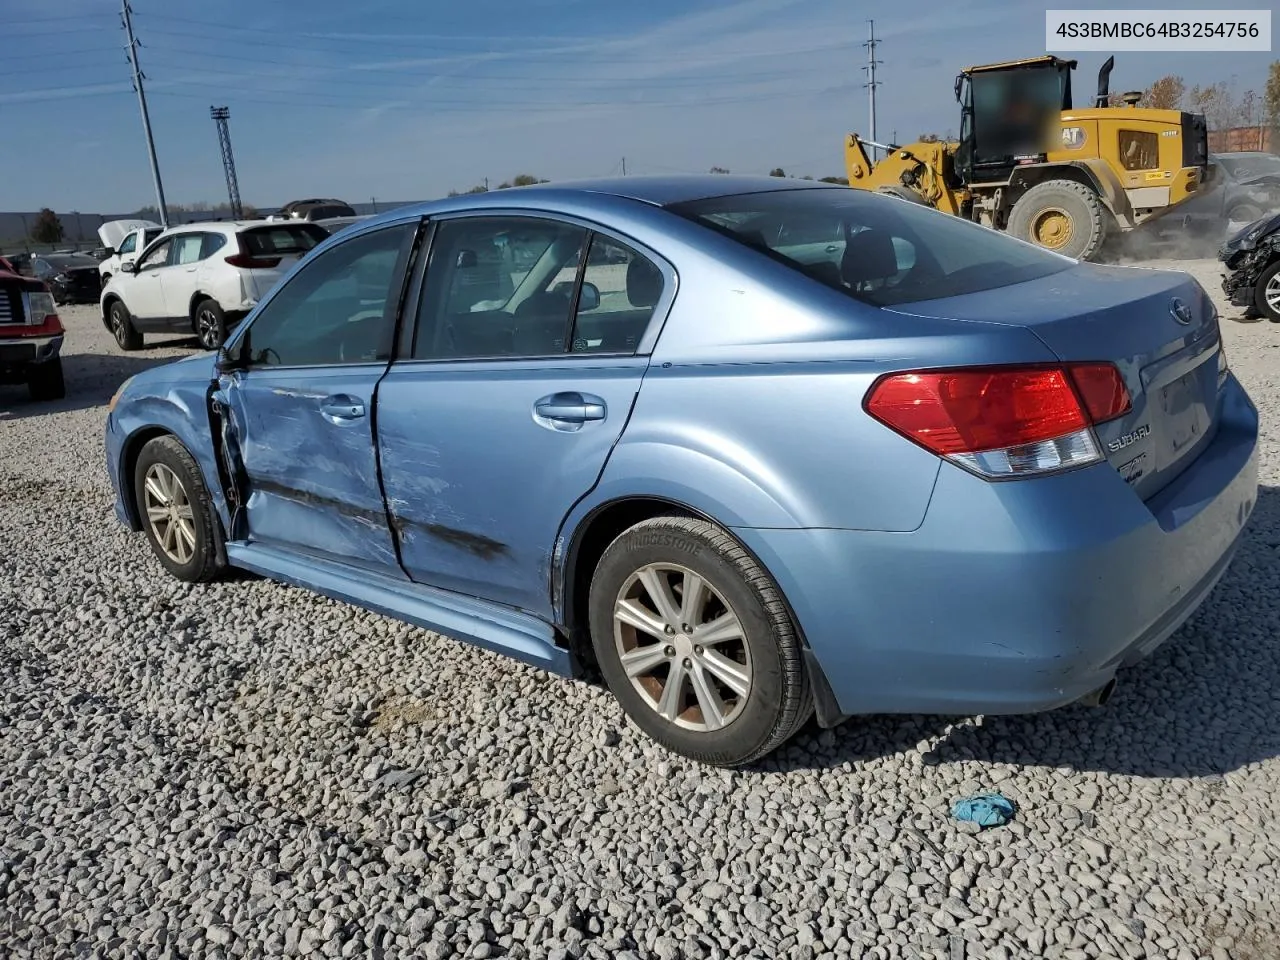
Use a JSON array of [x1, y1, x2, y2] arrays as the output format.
[[886, 263, 1225, 501]]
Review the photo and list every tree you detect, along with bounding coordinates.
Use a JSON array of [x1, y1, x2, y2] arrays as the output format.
[[769, 167, 786, 177], [30, 208, 63, 244], [1141, 75, 1184, 110], [1188, 81, 1237, 131], [1266, 60, 1280, 134], [918, 132, 942, 143], [510, 173, 548, 187], [709, 166, 730, 174]]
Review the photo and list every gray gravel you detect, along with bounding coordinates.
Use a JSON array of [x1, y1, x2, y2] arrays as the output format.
[[3, 260, 1279, 959]]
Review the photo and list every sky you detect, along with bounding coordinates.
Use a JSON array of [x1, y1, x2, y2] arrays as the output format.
[[0, 0, 1274, 213]]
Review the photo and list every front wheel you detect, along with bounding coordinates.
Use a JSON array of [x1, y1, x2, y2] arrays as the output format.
[[1255, 261, 1280, 322], [588, 516, 812, 766], [133, 435, 225, 582], [109, 300, 142, 352], [193, 299, 227, 350], [1006, 180, 1109, 261]]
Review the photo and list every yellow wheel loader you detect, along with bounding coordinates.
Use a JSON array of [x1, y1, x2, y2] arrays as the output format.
[[844, 56, 1211, 261]]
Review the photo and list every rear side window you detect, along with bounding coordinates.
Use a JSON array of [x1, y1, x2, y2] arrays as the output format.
[[173, 234, 205, 265], [201, 233, 228, 259], [241, 225, 327, 257], [668, 188, 1072, 307]]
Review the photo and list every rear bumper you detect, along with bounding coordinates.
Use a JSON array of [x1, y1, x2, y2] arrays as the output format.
[[736, 376, 1259, 717]]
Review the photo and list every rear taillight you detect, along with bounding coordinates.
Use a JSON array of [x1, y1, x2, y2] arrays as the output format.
[[224, 253, 281, 269], [864, 363, 1131, 479]]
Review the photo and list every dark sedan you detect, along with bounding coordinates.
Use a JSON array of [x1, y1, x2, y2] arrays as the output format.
[[32, 253, 102, 305]]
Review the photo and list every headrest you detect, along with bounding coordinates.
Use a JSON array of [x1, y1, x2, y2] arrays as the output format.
[[626, 257, 663, 308], [841, 230, 900, 286]]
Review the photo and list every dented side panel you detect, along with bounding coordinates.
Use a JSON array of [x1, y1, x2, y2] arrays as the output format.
[[376, 356, 648, 617], [219, 364, 404, 576]]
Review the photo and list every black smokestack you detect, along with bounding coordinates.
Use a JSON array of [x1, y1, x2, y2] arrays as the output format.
[[1095, 56, 1115, 107]]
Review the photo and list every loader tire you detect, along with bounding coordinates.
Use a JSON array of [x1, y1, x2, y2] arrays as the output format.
[[876, 185, 928, 205], [1007, 180, 1108, 261]]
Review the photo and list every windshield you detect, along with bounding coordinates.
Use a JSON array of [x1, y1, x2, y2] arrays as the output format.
[[1217, 154, 1280, 180], [668, 188, 1073, 307]]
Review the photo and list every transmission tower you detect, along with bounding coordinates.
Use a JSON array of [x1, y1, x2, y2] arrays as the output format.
[[862, 20, 883, 161], [210, 106, 243, 219]]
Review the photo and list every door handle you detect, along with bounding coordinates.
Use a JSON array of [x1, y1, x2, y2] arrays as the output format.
[[534, 392, 606, 424], [319, 395, 366, 422], [825, 244, 839, 253]]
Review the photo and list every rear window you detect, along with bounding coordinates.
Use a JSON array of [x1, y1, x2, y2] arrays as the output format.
[[241, 224, 328, 257], [668, 187, 1072, 307]]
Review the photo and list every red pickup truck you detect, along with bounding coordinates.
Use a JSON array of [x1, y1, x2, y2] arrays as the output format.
[[0, 257, 65, 401]]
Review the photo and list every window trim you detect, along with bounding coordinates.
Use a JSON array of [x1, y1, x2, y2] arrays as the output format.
[[221, 218, 424, 373], [400, 208, 678, 367]]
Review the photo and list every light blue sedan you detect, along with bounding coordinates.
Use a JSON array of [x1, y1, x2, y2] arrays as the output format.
[[105, 176, 1258, 766]]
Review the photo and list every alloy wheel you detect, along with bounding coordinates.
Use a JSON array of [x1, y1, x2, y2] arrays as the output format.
[[142, 463, 197, 565], [195, 307, 220, 348], [612, 563, 753, 732], [1266, 272, 1280, 315], [111, 305, 128, 347]]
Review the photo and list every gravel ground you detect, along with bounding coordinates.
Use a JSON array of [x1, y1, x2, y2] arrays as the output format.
[[2, 260, 1279, 960]]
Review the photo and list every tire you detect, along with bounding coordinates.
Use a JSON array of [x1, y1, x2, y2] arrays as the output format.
[[27, 357, 65, 401], [193, 299, 227, 351], [109, 300, 142, 352], [133, 435, 225, 583], [1226, 203, 1263, 225], [1007, 179, 1109, 261], [588, 516, 813, 766], [1255, 261, 1280, 323], [876, 185, 928, 205]]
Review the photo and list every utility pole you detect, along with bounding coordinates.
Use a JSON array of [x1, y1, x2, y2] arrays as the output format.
[[370, 197, 378, 213], [862, 20, 882, 162], [621, 157, 626, 176], [121, 0, 169, 227], [210, 107, 243, 219]]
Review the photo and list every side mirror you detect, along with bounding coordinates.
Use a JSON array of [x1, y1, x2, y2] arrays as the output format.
[[578, 281, 600, 312], [215, 336, 248, 371], [455, 249, 477, 269], [120, 261, 138, 274]]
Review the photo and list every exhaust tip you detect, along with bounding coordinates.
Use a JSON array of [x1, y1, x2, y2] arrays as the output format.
[[1077, 678, 1117, 708]]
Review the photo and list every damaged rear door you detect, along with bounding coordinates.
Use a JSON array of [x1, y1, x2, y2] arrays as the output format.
[[214, 222, 418, 573], [376, 218, 671, 617]]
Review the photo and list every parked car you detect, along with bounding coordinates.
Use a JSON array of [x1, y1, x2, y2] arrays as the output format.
[[313, 214, 371, 235], [104, 176, 1257, 766], [1179, 152, 1280, 234], [98, 219, 164, 286], [31, 252, 102, 304], [100, 220, 329, 351], [278, 198, 358, 221], [1, 260, 65, 400], [1220, 211, 1280, 320]]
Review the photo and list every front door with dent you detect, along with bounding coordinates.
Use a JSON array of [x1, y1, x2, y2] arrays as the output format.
[[217, 221, 418, 573], [377, 217, 670, 616]]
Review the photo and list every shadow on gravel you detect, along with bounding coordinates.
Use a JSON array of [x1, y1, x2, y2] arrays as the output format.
[[0, 342, 200, 422], [775, 485, 1280, 779]]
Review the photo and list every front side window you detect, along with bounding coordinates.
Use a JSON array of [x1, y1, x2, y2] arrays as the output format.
[[415, 216, 588, 360], [238, 223, 414, 368], [137, 240, 172, 271], [669, 187, 1072, 307], [173, 234, 205, 265], [118, 233, 136, 255]]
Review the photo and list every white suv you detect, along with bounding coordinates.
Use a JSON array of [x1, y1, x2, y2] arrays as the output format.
[[100, 220, 329, 351]]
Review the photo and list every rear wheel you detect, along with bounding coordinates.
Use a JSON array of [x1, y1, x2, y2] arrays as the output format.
[[1007, 180, 1109, 261], [588, 516, 812, 766], [27, 357, 65, 401], [109, 300, 142, 352], [193, 299, 227, 350], [133, 435, 225, 582], [1226, 203, 1263, 225], [1255, 261, 1280, 322]]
